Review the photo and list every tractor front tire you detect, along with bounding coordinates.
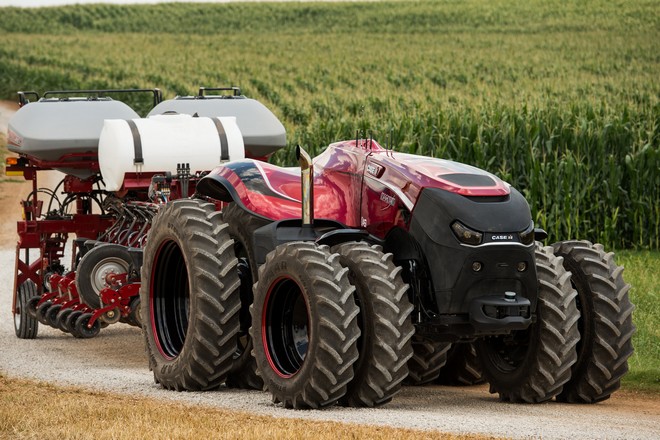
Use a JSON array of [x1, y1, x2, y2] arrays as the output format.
[[250, 242, 360, 409], [476, 244, 580, 403], [14, 280, 39, 339], [552, 240, 635, 403], [332, 242, 414, 407], [140, 199, 241, 391]]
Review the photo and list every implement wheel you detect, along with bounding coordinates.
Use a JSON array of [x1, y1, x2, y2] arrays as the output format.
[[553, 240, 635, 403], [74, 313, 101, 339], [477, 244, 580, 403], [45, 304, 63, 328], [140, 199, 241, 391], [66, 310, 84, 338], [35, 301, 52, 326], [14, 280, 39, 339], [222, 203, 269, 390], [250, 242, 360, 409], [332, 242, 414, 407], [76, 244, 131, 309], [55, 307, 75, 333]]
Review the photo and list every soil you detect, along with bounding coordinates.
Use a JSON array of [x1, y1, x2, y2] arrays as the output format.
[[0, 100, 658, 439]]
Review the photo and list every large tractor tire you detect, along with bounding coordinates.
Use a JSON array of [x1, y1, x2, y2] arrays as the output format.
[[437, 342, 485, 386], [140, 199, 241, 391], [76, 244, 131, 309], [405, 337, 451, 385], [332, 242, 414, 407], [552, 240, 635, 403], [250, 242, 360, 409], [14, 280, 39, 339], [476, 244, 580, 403], [222, 203, 270, 390]]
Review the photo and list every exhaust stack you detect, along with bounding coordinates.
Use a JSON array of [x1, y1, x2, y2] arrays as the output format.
[[296, 145, 314, 227]]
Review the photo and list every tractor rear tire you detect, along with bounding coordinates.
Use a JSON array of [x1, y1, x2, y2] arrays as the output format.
[[140, 199, 241, 391], [405, 337, 451, 385], [476, 244, 580, 403], [14, 280, 39, 339], [250, 242, 360, 409], [222, 203, 269, 390], [437, 342, 485, 386], [552, 240, 635, 403], [76, 244, 131, 309], [332, 242, 414, 407]]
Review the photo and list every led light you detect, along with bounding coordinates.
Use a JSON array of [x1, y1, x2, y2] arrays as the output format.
[[519, 222, 535, 245], [517, 261, 527, 272], [472, 261, 483, 272], [451, 221, 483, 245]]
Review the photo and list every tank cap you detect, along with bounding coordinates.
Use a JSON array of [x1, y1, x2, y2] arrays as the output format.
[[504, 291, 517, 302]]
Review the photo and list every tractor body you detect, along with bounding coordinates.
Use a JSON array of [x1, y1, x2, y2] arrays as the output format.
[[197, 139, 539, 341]]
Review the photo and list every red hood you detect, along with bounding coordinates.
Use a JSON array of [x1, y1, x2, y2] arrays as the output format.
[[199, 139, 511, 225]]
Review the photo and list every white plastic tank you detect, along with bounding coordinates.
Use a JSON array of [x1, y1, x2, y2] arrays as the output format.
[[98, 114, 244, 192]]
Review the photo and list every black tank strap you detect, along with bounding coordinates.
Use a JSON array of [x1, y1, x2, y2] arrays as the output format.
[[126, 120, 144, 165], [212, 118, 229, 161]]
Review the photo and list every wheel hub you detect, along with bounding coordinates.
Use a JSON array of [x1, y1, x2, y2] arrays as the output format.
[[263, 277, 310, 378]]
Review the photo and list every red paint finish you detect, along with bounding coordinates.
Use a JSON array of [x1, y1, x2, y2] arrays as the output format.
[[206, 139, 509, 234]]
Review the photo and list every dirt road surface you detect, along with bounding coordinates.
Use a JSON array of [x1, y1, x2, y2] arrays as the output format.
[[1, 100, 658, 439]]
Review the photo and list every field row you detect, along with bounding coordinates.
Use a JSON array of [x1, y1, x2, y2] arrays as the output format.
[[0, 1, 658, 248]]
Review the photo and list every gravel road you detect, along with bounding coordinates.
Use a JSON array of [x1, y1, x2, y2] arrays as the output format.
[[1, 101, 659, 439]]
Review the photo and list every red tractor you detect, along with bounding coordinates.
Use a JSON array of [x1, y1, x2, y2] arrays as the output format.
[[140, 135, 635, 408]]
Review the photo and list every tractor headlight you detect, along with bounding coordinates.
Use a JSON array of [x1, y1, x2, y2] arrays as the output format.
[[451, 221, 483, 245], [519, 222, 535, 245]]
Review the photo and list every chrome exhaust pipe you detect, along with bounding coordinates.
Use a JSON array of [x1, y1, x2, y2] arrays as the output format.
[[296, 145, 314, 227]]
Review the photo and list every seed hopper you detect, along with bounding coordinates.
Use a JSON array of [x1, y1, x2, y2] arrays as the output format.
[[8, 87, 285, 338]]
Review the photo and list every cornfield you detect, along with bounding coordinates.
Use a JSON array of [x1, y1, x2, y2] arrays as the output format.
[[0, 0, 657, 248]]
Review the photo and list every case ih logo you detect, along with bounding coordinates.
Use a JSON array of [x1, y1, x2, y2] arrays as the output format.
[[7, 129, 23, 147], [491, 234, 514, 241]]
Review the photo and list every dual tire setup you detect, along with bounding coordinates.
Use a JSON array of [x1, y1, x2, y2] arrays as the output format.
[[138, 199, 635, 409]]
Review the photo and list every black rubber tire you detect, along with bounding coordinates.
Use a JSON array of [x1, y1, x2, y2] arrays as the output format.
[[331, 242, 414, 407], [552, 240, 635, 403], [405, 337, 451, 385], [27, 296, 41, 319], [222, 203, 269, 390], [35, 300, 52, 326], [437, 342, 485, 386], [476, 243, 580, 403], [45, 303, 63, 329], [250, 242, 360, 409], [74, 313, 101, 338], [66, 310, 84, 338], [140, 199, 241, 391], [14, 280, 39, 339], [56, 307, 74, 333], [76, 244, 132, 309], [127, 297, 142, 328]]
